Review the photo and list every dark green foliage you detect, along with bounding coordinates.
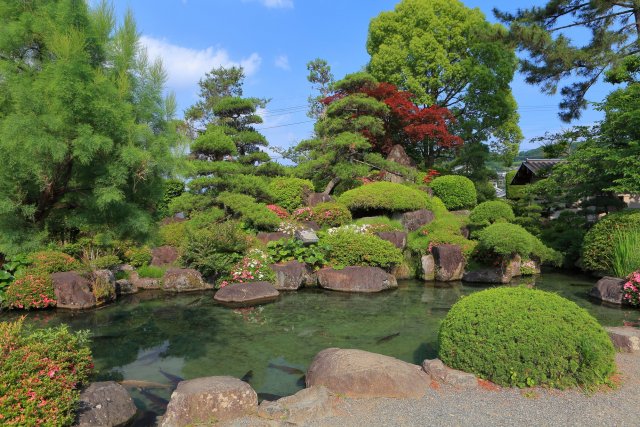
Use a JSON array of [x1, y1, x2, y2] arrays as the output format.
[[158, 221, 188, 249], [168, 193, 213, 217], [438, 287, 616, 388], [408, 214, 476, 257], [188, 208, 225, 230], [180, 221, 249, 278], [312, 202, 352, 227], [0, 318, 92, 425], [91, 255, 121, 270], [505, 170, 527, 200], [217, 192, 280, 231], [475, 223, 560, 264], [267, 239, 329, 270], [0, 254, 29, 305], [582, 210, 640, 274], [338, 182, 432, 214], [268, 177, 314, 211], [156, 179, 185, 219], [190, 174, 272, 201], [469, 201, 515, 228], [430, 175, 477, 211], [539, 212, 589, 269], [322, 230, 403, 269], [125, 246, 153, 268], [474, 180, 497, 204], [137, 265, 165, 279]]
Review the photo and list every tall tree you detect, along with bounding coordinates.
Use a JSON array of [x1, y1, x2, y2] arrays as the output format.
[[306, 58, 334, 120], [367, 0, 522, 167], [495, 1, 640, 122], [0, 0, 177, 254]]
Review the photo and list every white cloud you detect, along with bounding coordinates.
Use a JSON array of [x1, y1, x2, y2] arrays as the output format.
[[243, 0, 294, 9], [274, 54, 290, 71], [140, 35, 262, 90]]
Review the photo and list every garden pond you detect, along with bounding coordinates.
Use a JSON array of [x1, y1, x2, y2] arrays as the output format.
[[2, 271, 637, 423]]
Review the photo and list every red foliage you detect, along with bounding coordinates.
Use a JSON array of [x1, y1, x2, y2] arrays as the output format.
[[266, 204, 290, 219], [422, 169, 440, 184]]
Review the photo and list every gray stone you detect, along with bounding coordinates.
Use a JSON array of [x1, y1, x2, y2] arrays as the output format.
[[151, 246, 179, 266], [306, 348, 429, 398], [257, 386, 334, 424], [521, 259, 542, 275], [76, 381, 137, 427], [214, 282, 279, 307], [386, 144, 415, 167], [51, 272, 96, 310], [606, 327, 640, 352], [316, 267, 397, 293], [432, 244, 465, 282], [294, 229, 319, 245], [162, 268, 211, 292], [160, 376, 257, 426], [590, 276, 627, 305], [397, 209, 435, 232], [256, 232, 289, 245], [451, 210, 471, 216], [115, 279, 137, 295], [376, 231, 407, 249], [306, 192, 334, 207], [444, 370, 478, 389], [422, 359, 447, 382], [421, 255, 435, 281], [129, 271, 162, 290], [270, 260, 313, 290]]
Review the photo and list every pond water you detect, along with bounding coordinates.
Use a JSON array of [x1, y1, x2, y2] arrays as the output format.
[[3, 271, 638, 423]]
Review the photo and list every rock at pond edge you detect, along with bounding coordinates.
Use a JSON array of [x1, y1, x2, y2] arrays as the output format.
[[76, 381, 137, 427], [214, 281, 279, 307], [316, 267, 397, 293]]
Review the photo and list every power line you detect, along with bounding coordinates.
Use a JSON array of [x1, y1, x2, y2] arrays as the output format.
[[256, 120, 314, 130]]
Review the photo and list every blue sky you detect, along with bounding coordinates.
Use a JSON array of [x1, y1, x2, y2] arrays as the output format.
[[111, 0, 613, 155]]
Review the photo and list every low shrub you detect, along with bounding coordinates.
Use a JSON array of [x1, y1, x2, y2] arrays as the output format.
[[137, 265, 165, 279], [267, 238, 330, 270], [312, 202, 352, 227], [266, 205, 290, 219], [321, 230, 403, 269], [469, 201, 515, 228], [91, 255, 122, 270], [0, 318, 93, 426], [158, 221, 188, 248], [438, 287, 615, 388], [474, 180, 496, 203], [125, 246, 153, 268], [217, 192, 280, 231], [475, 223, 561, 265], [407, 214, 476, 257], [28, 251, 80, 274], [219, 249, 275, 288], [188, 207, 225, 229], [181, 221, 250, 279], [582, 210, 640, 274], [167, 192, 212, 217], [292, 207, 314, 222], [156, 178, 185, 218], [338, 182, 431, 214], [0, 254, 29, 305], [429, 175, 477, 210], [352, 216, 403, 232], [268, 177, 314, 211], [4, 271, 56, 310]]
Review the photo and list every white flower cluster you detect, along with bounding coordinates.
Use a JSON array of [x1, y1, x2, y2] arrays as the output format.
[[277, 220, 303, 235], [327, 224, 371, 235]]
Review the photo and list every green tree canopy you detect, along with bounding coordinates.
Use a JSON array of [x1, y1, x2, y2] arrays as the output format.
[[0, 0, 178, 254]]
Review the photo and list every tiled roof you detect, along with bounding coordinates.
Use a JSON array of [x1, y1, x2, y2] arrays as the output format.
[[521, 158, 564, 174]]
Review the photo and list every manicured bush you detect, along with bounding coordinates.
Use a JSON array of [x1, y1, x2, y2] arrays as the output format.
[[268, 177, 314, 211], [167, 192, 212, 217], [582, 210, 640, 274], [125, 246, 153, 268], [181, 221, 250, 278], [408, 214, 476, 257], [353, 216, 403, 232], [137, 265, 165, 279], [0, 318, 93, 426], [4, 270, 56, 309], [188, 207, 225, 229], [27, 250, 80, 274], [429, 175, 477, 210], [438, 287, 615, 388], [469, 200, 515, 228], [338, 182, 433, 214], [475, 222, 561, 264], [321, 230, 403, 269], [217, 192, 280, 231], [91, 254, 122, 270], [312, 202, 352, 227]]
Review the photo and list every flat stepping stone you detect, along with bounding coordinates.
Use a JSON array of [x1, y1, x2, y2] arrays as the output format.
[[607, 327, 640, 352], [214, 282, 279, 307], [316, 267, 397, 293]]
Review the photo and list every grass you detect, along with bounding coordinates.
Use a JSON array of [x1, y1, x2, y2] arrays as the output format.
[[137, 265, 166, 279], [610, 227, 640, 277]]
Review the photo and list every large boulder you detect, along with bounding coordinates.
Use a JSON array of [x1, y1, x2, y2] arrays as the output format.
[[51, 272, 96, 310], [160, 376, 257, 427], [115, 279, 137, 296], [256, 232, 289, 245], [76, 381, 137, 427], [257, 386, 334, 424], [214, 282, 279, 307], [306, 348, 428, 398], [463, 268, 511, 284], [305, 192, 333, 207], [396, 209, 435, 232], [432, 244, 465, 282], [386, 144, 415, 167], [92, 270, 116, 306], [421, 254, 435, 281], [590, 276, 627, 305], [162, 268, 211, 292], [316, 267, 397, 293], [376, 231, 407, 249], [151, 246, 179, 266], [129, 271, 162, 290], [270, 260, 314, 290]]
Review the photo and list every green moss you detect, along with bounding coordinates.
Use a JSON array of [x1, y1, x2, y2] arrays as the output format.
[[429, 175, 477, 210], [137, 265, 166, 279], [321, 230, 403, 270], [438, 287, 615, 388]]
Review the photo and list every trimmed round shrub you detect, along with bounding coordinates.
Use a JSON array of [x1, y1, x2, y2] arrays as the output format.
[[0, 318, 92, 426], [430, 175, 477, 210], [125, 246, 153, 268], [475, 222, 560, 264], [469, 200, 515, 228], [337, 182, 432, 214], [408, 214, 476, 257], [217, 192, 280, 231], [438, 287, 615, 388], [312, 202, 352, 227], [582, 210, 640, 274], [27, 250, 80, 274], [4, 271, 56, 309], [268, 177, 314, 211], [167, 192, 212, 217], [322, 230, 403, 269]]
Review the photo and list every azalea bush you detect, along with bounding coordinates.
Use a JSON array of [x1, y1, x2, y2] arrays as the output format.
[[311, 202, 352, 227], [292, 207, 314, 222], [268, 177, 314, 211], [4, 272, 56, 310], [266, 205, 290, 219], [28, 251, 80, 274], [0, 254, 29, 305], [0, 318, 92, 426], [219, 249, 275, 287], [623, 270, 640, 306]]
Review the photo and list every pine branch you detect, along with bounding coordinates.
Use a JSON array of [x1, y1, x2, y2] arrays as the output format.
[[549, 9, 634, 32]]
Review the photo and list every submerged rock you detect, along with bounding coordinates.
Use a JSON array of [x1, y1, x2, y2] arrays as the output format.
[[160, 376, 257, 427], [76, 381, 137, 427], [306, 348, 428, 398], [214, 282, 279, 307], [316, 267, 397, 293], [51, 272, 96, 310]]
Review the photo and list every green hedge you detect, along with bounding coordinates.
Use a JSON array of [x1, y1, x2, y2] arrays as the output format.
[[469, 200, 515, 228], [338, 182, 433, 214], [268, 177, 314, 211], [475, 222, 560, 264], [429, 175, 477, 210], [322, 230, 403, 269], [582, 210, 640, 274], [217, 192, 280, 231], [439, 287, 615, 388]]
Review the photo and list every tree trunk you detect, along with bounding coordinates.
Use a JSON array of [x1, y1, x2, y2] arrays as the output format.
[[323, 176, 341, 195]]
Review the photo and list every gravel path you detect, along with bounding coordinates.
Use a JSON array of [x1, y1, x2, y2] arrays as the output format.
[[229, 352, 640, 427]]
